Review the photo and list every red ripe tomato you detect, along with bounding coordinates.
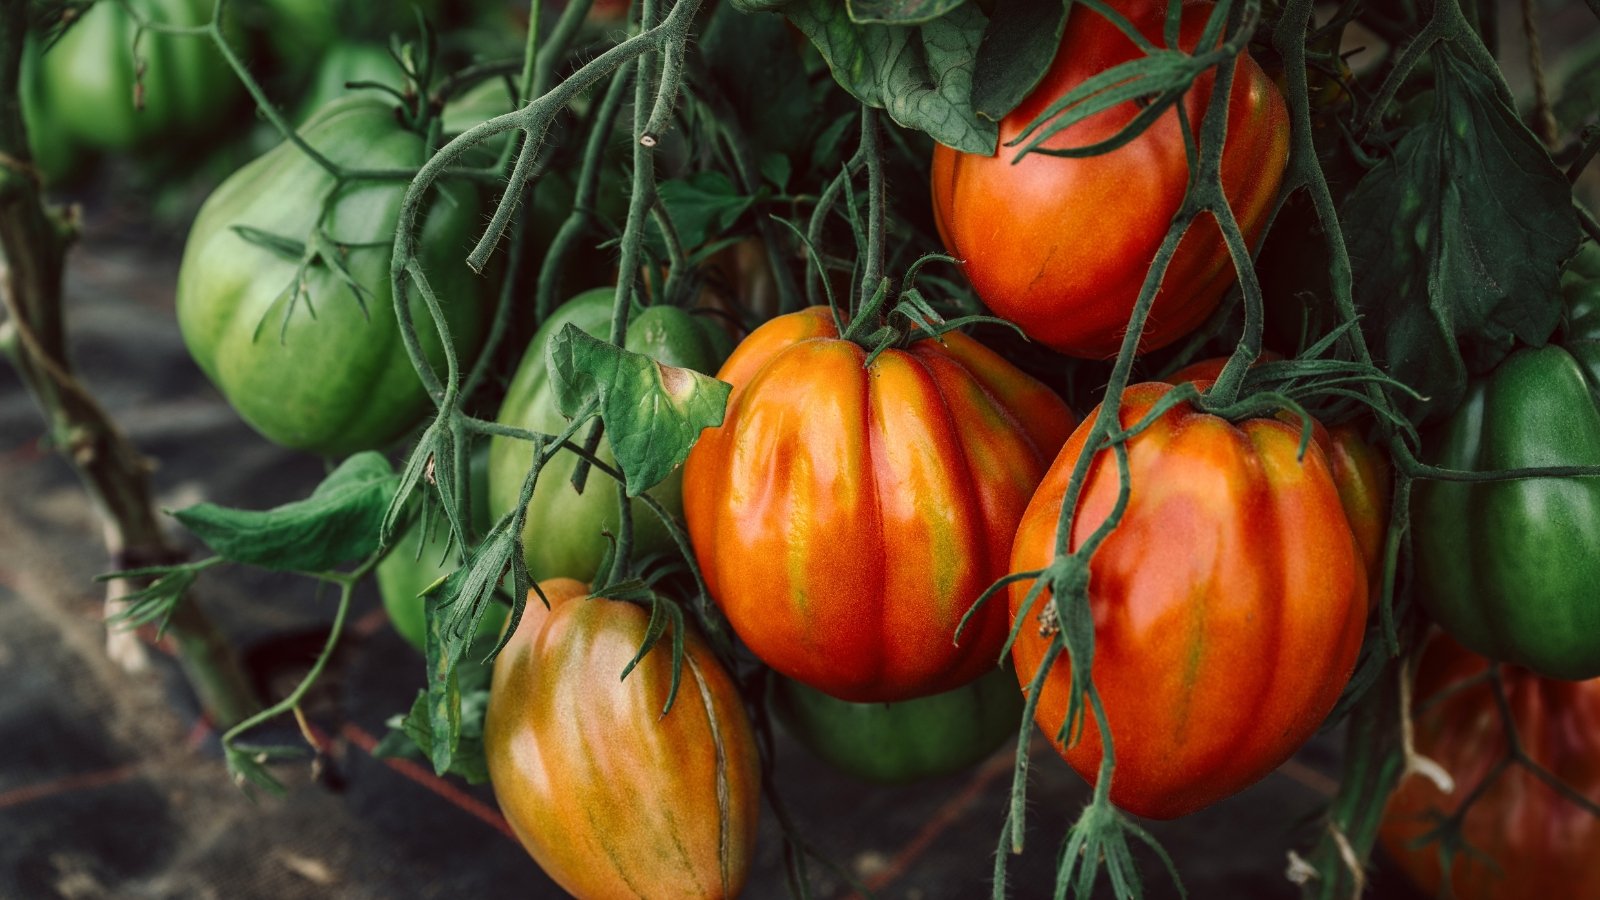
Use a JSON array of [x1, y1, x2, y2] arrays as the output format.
[[683, 307, 1076, 702], [930, 0, 1290, 359], [1380, 634, 1600, 900], [1009, 382, 1367, 818], [1166, 355, 1391, 603], [484, 579, 761, 898]]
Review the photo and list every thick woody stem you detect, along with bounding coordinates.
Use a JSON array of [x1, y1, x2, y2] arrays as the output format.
[[0, 5, 257, 727]]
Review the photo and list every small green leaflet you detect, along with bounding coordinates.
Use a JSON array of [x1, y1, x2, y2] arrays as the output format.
[[171, 452, 399, 571], [656, 173, 757, 253], [546, 324, 731, 497], [1344, 43, 1580, 421], [785, 0, 997, 155]]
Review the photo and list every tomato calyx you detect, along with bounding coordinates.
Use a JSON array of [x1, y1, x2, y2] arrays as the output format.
[[832, 255, 1022, 367]]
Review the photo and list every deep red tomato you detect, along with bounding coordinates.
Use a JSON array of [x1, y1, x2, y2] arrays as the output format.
[[1379, 634, 1600, 900], [1009, 382, 1367, 819], [930, 0, 1290, 359], [1167, 355, 1391, 602], [683, 307, 1076, 702], [484, 579, 760, 898]]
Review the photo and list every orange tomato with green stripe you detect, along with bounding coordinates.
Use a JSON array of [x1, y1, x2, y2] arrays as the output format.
[[1009, 382, 1367, 818], [484, 579, 760, 898], [683, 307, 1076, 702]]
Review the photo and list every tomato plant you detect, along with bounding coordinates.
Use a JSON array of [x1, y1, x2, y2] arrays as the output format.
[[683, 306, 1076, 703], [488, 289, 728, 583], [929, 0, 1289, 359], [771, 665, 1023, 784], [1379, 634, 1600, 900], [176, 96, 491, 456], [1009, 382, 1367, 818], [33, 0, 240, 152], [1412, 344, 1600, 680], [484, 579, 760, 899]]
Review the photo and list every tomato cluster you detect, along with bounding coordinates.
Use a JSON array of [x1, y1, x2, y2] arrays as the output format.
[[94, 0, 1599, 891]]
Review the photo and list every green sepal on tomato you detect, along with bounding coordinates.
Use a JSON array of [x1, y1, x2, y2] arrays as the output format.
[[176, 96, 492, 457], [484, 579, 760, 899], [1413, 342, 1600, 680], [771, 666, 1023, 784], [488, 291, 729, 583]]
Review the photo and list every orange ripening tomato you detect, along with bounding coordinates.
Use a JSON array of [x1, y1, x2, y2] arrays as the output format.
[[484, 579, 760, 899], [1379, 634, 1600, 900], [684, 307, 1076, 702], [930, 0, 1290, 359], [1166, 355, 1391, 603], [1010, 382, 1367, 818]]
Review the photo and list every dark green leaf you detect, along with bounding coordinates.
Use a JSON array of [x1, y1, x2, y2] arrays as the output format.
[[1553, 35, 1600, 132], [759, 152, 793, 192], [847, 0, 967, 25], [1344, 44, 1580, 421], [971, 0, 1067, 121], [172, 452, 398, 571], [786, 0, 997, 154], [703, 3, 813, 162], [546, 325, 732, 497], [656, 173, 757, 252]]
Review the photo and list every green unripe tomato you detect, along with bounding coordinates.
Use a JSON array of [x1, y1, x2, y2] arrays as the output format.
[[487, 290, 728, 582], [772, 666, 1024, 784], [1414, 344, 1600, 680], [177, 96, 492, 457], [38, 0, 241, 152]]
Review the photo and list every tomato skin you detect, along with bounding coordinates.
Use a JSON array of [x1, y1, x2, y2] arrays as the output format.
[[683, 307, 1077, 703], [1166, 356, 1391, 601], [1009, 382, 1366, 819], [294, 43, 400, 125], [1413, 344, 1600, 680], [771, 665, 1023, 784], [176, 97, 490, 457], [1379, 634, 1600, 900], [484, 580, 760, 899], [37, 0, 240, 151], [930, 0, 1289, 359], [488, 291, 728, 583]]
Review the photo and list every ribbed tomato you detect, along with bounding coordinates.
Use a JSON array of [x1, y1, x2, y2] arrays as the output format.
[[1167, 356, 1391, 601], [484, 579, 760, 898], [930, 0, 1289, 359], [1379, 634, 1600, 900], [683, 307, 1076, 702], [1010, 382, 1367, 818]]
